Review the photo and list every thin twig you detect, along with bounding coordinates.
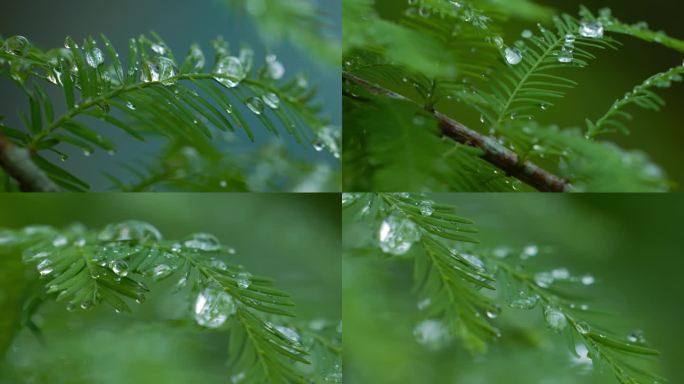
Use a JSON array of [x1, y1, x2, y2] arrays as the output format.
[[343, 71, 571, 192], [0, 136, 60, 192]]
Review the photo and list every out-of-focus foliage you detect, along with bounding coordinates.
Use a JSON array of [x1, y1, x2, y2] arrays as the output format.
[[225, 0, 340, 65]]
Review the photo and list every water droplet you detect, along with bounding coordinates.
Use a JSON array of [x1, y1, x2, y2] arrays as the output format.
[[208, 258, 228, 270], [521, 244, 538, 259], [493, 36, 504, 49], [245, 97, 265, 115], [219, 180, 228, 188], [460, 252, 485, 270], [109, 259, 129, 277], [194, 287, 236, 328], [413, 320, 452, 350], [564, 33, 576, 47], [510, 293, 539, 309], [579, 20, 604, 38], [52, 235, 68, 247], [540, 103, 548, 110], [544, 306, 567, 331], [152, 264, 173, 280], [342, 193, 359, 206], [98, 220, 162, 242], [214, 56, 246, 88], [311, 126, 341, 158], [504, 47, 522, 65], [581, 275, 595, 285], [483, 247, 505, 260], [275, 325, 300, 343], [418, 7, 430, 17], [627, 330, 646, 344], [419, 200, 434, 216], [576, 321, 591, 334], [265, 54, 285, 79], [551, 268, 570, 280], [261, 92, 280, 109], [417, 298, 431, 310], [183, 232, 221, 251], [534, 272, 554, 288], [66, 302, 76, 312], [141, 57, 177, 86], [479, 114, 485, 124], [37, 259, 53, 276], [486, 306, 501, 319], [85, 47, 104, 68], [236, 271, 252, 289], [151, 43, 166, 55], [3, 35, 30, 56], [230, 372, 246, 383], [521, 30, 533, 38], [558, 47, 573, 63], [126, 101, 136, 110], [378, 214, 421, 255], [80, 300, 93, 310]]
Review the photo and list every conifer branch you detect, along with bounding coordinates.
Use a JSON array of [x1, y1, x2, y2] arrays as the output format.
[[0, 221, 340, 383], [343, 72, 571, 192], [0, 135, 60, 192]]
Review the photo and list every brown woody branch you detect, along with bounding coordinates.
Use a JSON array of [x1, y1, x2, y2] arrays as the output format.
[[0, 136, 60, 192], [343, 71, 571, 192]]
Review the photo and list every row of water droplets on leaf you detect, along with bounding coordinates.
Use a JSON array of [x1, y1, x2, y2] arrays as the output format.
[[405, 0, 491, 30], [497, 16, 605, 66]]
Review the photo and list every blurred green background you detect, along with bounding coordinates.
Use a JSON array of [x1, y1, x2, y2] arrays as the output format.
[[374, 0, 684, 190], [0, 0, 340, 190], [0, 193, 340, 383], [344, 193, 684, 383]]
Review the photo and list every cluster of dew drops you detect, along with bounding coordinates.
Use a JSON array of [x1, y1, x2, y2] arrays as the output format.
[[1, 34, 340, 159], [349, 193, 654, 355], [11, 222, 344, 382]]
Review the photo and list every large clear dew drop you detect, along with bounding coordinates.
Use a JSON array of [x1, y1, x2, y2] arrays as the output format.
[[504, 47, 522, 65], [194, 287, 236, 328], [378, 214, 421, 255], [214, 56, 246, 88], [579, 20, 604, 38], [544, 305, 567, 331], [85, 47, 104, 68]]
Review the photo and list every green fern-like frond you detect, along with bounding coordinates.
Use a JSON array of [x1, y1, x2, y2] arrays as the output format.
[[476, 14, 617, 128], [0, 221, 338, 383], [343, 193, 666, 383], [343, 93, 520, 191], [578, 6, 684, 53], [0, 33, 334, 191], [490, 257, 665, 384], [587, 66, 684, 137]]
